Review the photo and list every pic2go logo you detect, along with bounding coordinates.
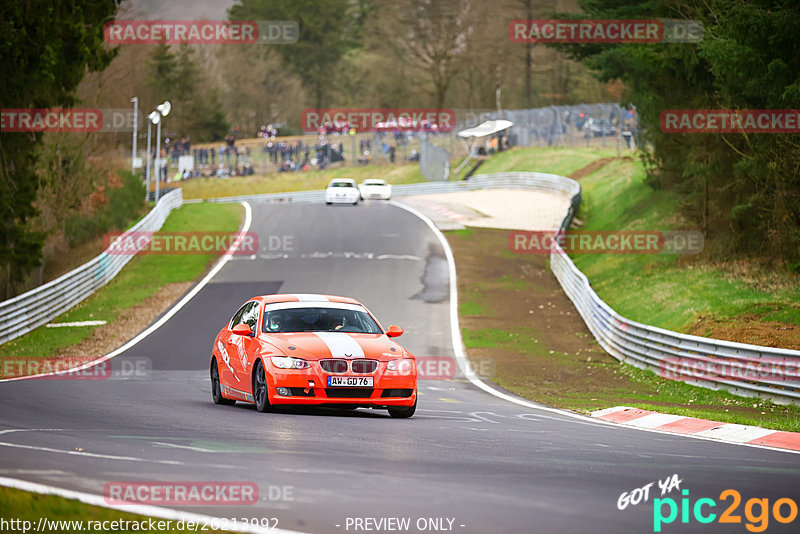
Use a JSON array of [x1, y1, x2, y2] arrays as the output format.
[[653, 489, 799, 533]]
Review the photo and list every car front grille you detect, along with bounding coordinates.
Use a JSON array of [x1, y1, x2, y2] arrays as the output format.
[[351, 360, 378, 374], [320, 359, 378, 374], [287, 387, 315, 397], [325, 388, 374, 398], [380, 389, 413, 398], [320, 359, 348, 373]]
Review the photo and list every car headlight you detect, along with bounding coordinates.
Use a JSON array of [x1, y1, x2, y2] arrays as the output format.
[[386, 359, 414, 374], [271, 356, 310, 369]]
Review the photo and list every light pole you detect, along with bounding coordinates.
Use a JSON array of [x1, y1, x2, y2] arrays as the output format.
[[153, 101, 171, 203], [130, 97, 138, 175], [146, 111, 159, 202]]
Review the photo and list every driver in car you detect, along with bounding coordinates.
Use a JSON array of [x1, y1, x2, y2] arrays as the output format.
[[326, 313, 347, 331]]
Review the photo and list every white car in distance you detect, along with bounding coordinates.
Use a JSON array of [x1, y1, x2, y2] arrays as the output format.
[[359, 179, 392, 200], [325, 178, 360, 205]]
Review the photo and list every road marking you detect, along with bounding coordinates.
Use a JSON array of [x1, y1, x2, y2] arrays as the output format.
[[0, 441, 185, 465], [0, 429, 236, 467], [150, 441, 218, 453], [45, 321, 107, 328], [375, 254, 421, 261], [242, 251, 422, 261], [297, 252, 422, 261]]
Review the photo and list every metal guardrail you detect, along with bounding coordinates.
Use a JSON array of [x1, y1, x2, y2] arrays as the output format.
[[538, 186, 800, 403], [192, 171, 581, 205], [551, 249, 800, 402], [0, 189, 183, 346]]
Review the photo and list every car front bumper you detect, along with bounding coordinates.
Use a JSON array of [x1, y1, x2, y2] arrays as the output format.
[[325, 194, 359, 203], [266, 360, 417, 407], [360, 189, 391, 200]]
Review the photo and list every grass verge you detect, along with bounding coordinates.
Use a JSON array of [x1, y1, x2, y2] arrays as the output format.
[[0, 486, 239, 533], [571, 157, 800, 344], [449, 227, 800, 432], [477, 145, 619, 176]]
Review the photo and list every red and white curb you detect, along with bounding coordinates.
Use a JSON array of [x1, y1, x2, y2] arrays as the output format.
[[592, 406, 800, 452]]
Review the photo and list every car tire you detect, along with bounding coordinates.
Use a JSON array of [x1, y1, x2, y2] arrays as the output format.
[[326, 201, 332, 205], [211, 359, 235, 405], [388, 399, 416, 418], [253, 359, 271, 412]]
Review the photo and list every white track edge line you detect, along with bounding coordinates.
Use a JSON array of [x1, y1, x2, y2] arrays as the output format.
[[388, 200, 800, 456], [0, 476, 306, 534], [0, 202, 252, 383]]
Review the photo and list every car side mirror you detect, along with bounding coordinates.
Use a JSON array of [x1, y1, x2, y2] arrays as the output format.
[[232, 323, 253, 336], [386, 325, 404, 337]]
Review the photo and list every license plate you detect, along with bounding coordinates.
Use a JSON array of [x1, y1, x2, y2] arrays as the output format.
[[327, 376, 373, 387]]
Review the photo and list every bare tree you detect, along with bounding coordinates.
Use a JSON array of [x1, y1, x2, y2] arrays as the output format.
[[372, 0, 478, 109]]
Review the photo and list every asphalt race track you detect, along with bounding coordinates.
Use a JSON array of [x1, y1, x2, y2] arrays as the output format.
[[1, 202, 798, 534]]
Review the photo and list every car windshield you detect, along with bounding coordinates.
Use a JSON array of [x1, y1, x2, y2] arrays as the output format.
[[329, 182, 354, 188], [262, 307, 381, 334]]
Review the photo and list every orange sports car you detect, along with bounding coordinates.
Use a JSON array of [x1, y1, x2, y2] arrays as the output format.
[[210, 294, 417, 418]]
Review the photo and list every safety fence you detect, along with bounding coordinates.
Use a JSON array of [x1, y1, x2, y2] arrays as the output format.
[[464, 103, 640, 150], [0, 189, 183, 346]]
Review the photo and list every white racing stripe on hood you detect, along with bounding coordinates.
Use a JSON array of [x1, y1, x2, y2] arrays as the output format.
[[294, 294, 329, 301], [314, 332, 365, 359]]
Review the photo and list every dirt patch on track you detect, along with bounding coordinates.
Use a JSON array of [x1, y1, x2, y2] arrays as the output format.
[[58, 281, 193, 359], [568, 157, 622, 180]]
